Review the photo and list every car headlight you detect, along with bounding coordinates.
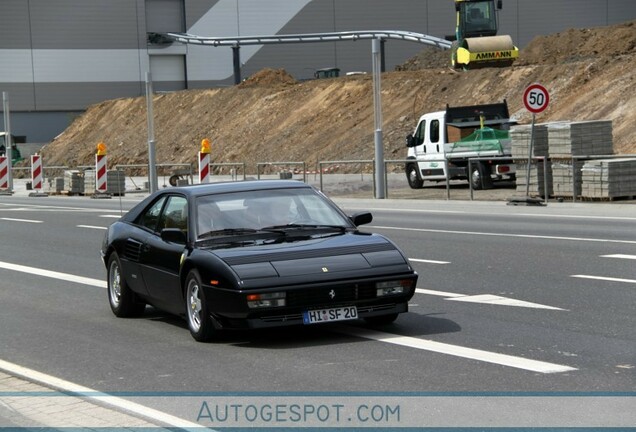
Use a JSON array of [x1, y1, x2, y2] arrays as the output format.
[[376, 279, 414, 297], [246, 292, 286, 308]]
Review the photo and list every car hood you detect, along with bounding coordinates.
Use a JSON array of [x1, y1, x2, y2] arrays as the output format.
[[206, 232, 411, 282]]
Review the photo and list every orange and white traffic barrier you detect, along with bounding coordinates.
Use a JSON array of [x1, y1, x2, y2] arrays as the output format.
[[95, 142, 108, 193], [199, 138, 211, 184], [0, 156, 8, 190], [31, 154, 43, 192]]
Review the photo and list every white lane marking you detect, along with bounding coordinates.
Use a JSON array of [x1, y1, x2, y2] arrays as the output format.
[[445, 294, 565, 310], [99, 215, 123, 219], [350, 206, 636, 222], [572, 275, 636, 284], [0, 359, 205, 429], [338, 327, 576, 374], [372, 225, 636, 245], [0, 217, 43, 223], [415, 288, 565, 310], [416, 288, 464, 298], [77, 225, 108, 230], [601, 254, 636, 260], [0, 261, 106, 288], [410, 258, 450, 265]]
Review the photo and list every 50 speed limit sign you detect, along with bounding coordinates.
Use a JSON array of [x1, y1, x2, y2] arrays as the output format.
[[523, 83, 549, 114]]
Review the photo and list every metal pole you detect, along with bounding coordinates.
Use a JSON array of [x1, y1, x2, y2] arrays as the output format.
[[372, 38, 385, 199], [524, 113, 536, 197], [380, 39, 386, 73], [145, 72, 159, 193], [2, 92, 14, 191], [232, 45, 241, 85]]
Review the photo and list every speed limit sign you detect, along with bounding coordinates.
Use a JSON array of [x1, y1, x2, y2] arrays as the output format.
[[523, 83, 549, 114]]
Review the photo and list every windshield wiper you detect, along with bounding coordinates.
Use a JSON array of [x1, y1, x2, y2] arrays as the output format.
[[198, 228, 259, 239], [261, 224, 348, 232]]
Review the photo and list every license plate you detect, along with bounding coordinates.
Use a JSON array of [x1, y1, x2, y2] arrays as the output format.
[[302, 306, 358, 325]]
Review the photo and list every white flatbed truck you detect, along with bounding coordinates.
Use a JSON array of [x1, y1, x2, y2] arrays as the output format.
[[405, 101, 516, 190]]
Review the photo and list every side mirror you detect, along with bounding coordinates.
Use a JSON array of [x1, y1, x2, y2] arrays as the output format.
[[161, 228, 186, 244], [406, 134, 416, 148], [350, 211, 373, 227]]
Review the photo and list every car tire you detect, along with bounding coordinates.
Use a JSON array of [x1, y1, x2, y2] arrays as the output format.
[[107, 252, 145, 318], [406, 164, 424, 189], [469, 162, 493, 190], [185, 270, 215, 342], [364, 313, 399, 325]]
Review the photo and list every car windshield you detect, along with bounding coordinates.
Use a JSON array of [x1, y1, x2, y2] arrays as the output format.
[[195, 187, 351, 240]]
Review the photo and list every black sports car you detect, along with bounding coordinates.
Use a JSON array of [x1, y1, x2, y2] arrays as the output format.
[[101, 180, 417, 341]]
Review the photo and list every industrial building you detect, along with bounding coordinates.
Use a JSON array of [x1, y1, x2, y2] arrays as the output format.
[[1, 0, 635, 144]]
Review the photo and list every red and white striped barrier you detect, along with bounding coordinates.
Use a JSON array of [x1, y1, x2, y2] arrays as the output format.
[[199, 151, 210, 184], [0, 156, 8, 190], [199, 138, 211, 184], [95, 142, 108, 193], [31, 154, 43, 192]]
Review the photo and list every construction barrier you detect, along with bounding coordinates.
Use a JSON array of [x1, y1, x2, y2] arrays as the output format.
[[95, 142, 107, 193], [199, 138, 211, 184], [0, 156, 7, 190], [31, 154, 43, 192]]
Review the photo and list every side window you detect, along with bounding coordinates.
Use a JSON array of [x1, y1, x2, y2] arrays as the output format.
[[430, 119, 440, 143], [414, 120, 426, 151], [159, 196, 188, 232], [414, 121, 425, 145], [138, 197, 167, 232]]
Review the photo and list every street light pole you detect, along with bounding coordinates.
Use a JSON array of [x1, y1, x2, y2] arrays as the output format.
[[372, 38, 385, 199], [145, 72, 159, 193]]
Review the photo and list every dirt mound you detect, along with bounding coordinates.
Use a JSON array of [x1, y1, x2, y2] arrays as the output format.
[[394, 47, 450, 70], [518, 20, 636, 65], [41, 20, 636, 173], [238, 68, 297, 88]]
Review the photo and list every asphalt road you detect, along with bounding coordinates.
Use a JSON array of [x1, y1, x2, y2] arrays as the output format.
[[0, 193, 634, 426]]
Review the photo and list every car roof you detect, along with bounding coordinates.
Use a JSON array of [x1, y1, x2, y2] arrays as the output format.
[[122, 180, 314, 223], [168, 179, 312, 198]]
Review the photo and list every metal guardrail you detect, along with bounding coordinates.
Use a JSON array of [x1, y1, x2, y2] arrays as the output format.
[[318, 160, 374, 196], [256, 161, 307, 183], [210, 162, 246, 181]]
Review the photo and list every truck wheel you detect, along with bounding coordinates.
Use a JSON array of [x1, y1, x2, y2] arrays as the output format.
[[406, 164, 423, 189], [469, 163, 493, 190]]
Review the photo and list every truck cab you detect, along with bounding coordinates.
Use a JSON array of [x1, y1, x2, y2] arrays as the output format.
[[405, 101, 516, 189]]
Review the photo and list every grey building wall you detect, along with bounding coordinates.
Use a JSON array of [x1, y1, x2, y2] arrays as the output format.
[[1, 0, 635, 142]]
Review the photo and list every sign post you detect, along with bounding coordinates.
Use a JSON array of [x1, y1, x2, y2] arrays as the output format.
[[522, 83, 549, 199]]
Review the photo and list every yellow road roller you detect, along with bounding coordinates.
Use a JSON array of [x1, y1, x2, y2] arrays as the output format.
[[451, 0, 519, 69]]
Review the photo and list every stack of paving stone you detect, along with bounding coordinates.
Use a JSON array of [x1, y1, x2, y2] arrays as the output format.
[[48, 177, 64, 193], [106, 169, 126, 195], [63, 170, 84, 194], [84, 169, 125, 195], [547, 120, 614, 198], [511, 123, 552, 197], [580, 158, 636, 199]]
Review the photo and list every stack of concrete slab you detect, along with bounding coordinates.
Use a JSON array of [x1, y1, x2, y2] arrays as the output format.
[[580, 158, 636, 199], [63, 170, 84, 194], [511, 124, 552, 197], [511, 124, 549, 159], [551, 160, 586, 197], [547, 120, 614, 198], [547, 120, 613, 158]]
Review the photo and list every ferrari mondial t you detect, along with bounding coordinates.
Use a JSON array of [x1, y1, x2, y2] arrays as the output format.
[[101, 180, 417, 341]]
